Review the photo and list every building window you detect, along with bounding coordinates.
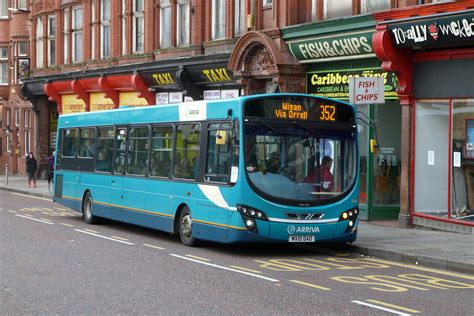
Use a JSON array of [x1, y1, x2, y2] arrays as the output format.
[[121, 0, 127, 54], [91, 0, 96, 60], [6, 108, 11, 127], [324, 0, 352, 19], [361, 0, 391, 13], [0, 46, 7, 84], [23, 110, 30, 128], [311, 0, 317, 21], [1, 0, 8, 18], [6, 133, 12, 153], [133, 0, 145, 53], [18, 0, 27, 10], [63, 8, 70, 64], [177, 0, 190, 46], [36, 18, 44, 68], [47, 15, 56, 67], [100, 0, 110, 58], [234, 0, 245, 36], [24, 130, 30, 155], [160, 0, 172, 48], [212, 0, 226, 40], [18, 41, 28, 56], [72, 6, 83, 63], [263, 0, 273, 6], [15, 109, 20, 127]]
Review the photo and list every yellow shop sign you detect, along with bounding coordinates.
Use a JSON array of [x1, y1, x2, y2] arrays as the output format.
[[119, 92, 149, 107], [90, 93, 115, 111], [61, 94, 86, 114]]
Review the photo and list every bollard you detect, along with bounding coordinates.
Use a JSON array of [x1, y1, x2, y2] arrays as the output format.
[[5, 164, 8, 185]]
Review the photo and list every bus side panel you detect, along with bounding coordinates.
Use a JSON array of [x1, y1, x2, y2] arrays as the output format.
[[59, 171, 82, 212], [123, 177, 174, 233], [78, 172, 124, 216]]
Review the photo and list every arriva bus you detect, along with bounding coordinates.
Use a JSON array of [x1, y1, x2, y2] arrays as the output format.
[[53, 93, 359, 246]]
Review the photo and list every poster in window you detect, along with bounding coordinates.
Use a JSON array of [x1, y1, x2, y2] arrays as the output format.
[[18, 58, 30, 78], [466, 119, 474, 159]]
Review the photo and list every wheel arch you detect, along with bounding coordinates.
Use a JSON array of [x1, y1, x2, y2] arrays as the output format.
[[173, 203, 189, 234]]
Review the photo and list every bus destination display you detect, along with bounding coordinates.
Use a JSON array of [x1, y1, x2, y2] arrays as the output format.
[[245, 97, 354, 123]]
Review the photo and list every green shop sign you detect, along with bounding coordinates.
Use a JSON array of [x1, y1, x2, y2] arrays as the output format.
[[307, 68, 398, 100], [287, 30, 374, 62]]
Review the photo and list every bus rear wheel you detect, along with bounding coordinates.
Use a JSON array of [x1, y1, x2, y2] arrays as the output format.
[[82, 191, 98, 224], [179, 206, 197, 246]]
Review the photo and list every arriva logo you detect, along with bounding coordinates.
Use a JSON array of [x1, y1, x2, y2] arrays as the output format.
[[287, 226, 320, 234]]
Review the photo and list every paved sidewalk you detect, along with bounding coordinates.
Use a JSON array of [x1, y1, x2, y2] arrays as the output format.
[[1, 174, 473, 274]]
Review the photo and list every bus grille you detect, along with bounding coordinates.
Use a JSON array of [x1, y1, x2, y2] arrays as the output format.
[[285, 213, 324, 220]]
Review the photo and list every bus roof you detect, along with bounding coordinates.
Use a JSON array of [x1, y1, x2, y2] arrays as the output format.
[[57, 93, 354, 128]]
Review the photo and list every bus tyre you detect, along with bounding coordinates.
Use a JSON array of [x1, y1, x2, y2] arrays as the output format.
[[82, 192, 98, 224], [179, 207, 197, 247]]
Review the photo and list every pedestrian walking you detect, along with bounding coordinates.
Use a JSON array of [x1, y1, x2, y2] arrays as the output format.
[[26, 152, 38, 188], [47, 151, 55, 184]]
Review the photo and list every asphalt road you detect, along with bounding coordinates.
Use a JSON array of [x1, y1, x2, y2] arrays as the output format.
[[1, 190, 473, 315]]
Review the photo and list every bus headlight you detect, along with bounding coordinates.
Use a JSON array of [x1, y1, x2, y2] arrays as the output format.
[[237, 205, 268, 221], [237, 204, 268, 233], [339, 208, 358, 221]]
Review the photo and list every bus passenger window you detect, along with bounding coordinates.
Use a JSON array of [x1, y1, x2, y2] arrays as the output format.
[[96, 127, 114, 173], [127, 126, 149, 176], [173, 123, 200, 180], [150, 125, 173, 177], [115, 128, 127, 174], [62, 128, 78, 157], [79, 128, 96, 158], [205, 123, 232, 183]]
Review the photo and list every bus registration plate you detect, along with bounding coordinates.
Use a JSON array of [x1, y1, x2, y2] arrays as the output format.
[[289, 235, 315, 242]]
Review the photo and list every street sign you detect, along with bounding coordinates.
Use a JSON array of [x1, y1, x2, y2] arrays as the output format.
[[348, 77, 385, 104]]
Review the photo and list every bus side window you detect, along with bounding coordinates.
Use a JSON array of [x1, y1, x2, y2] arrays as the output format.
[[115, 128, 127, 174], [127, 126, 149, 176], [150, 125, 173, 177], [79, 128, 96, 158], [205, 123, 232, 183], [62, 128, 78, 157], [174, 123, 200, 180], [96, 127, 114, 173]]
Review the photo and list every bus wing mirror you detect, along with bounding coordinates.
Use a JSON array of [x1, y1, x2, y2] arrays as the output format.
[[370, 139, 379, 154]]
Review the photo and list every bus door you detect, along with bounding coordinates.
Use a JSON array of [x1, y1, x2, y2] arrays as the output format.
[[110, 126, 128, 207]]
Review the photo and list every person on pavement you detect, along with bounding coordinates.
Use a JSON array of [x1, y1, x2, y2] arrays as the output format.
[[26, 152, 38, 188]]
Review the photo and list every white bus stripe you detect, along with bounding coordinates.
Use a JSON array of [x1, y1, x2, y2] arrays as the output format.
[[169, 254, 279, 282], [74, 229, 135, 245], [351, 300, 411, 316]]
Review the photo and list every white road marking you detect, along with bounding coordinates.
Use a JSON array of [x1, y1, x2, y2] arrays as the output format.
[[352, 300, 411, 316], [74, 229, 135, 245], [169, 254, 279, 282], [143, 243, 165, 250], [15, 214, 55, 225], [11, 192, 51, 201]]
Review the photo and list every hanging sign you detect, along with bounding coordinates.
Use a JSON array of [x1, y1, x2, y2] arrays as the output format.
[[348, 77, 385, 104]]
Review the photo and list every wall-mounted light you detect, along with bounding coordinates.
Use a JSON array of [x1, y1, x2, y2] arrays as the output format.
[[4, 125, 12, 135], [190, 5, 195, 16]]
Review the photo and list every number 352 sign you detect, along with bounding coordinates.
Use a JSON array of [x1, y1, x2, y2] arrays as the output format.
[[348, 77, 385, 105]]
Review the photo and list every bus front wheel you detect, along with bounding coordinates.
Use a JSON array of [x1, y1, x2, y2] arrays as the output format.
[[179, 206, 197, 246], [82, 191, 98, 224]]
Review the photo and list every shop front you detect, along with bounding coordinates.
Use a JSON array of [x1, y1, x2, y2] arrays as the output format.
[[281, 14, 401, 221], [374, 5, 474, 232]]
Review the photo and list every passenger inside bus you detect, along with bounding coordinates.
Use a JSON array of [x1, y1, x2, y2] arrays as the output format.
[[96, 149, 112, 172], [304, 156, 334, 191]]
